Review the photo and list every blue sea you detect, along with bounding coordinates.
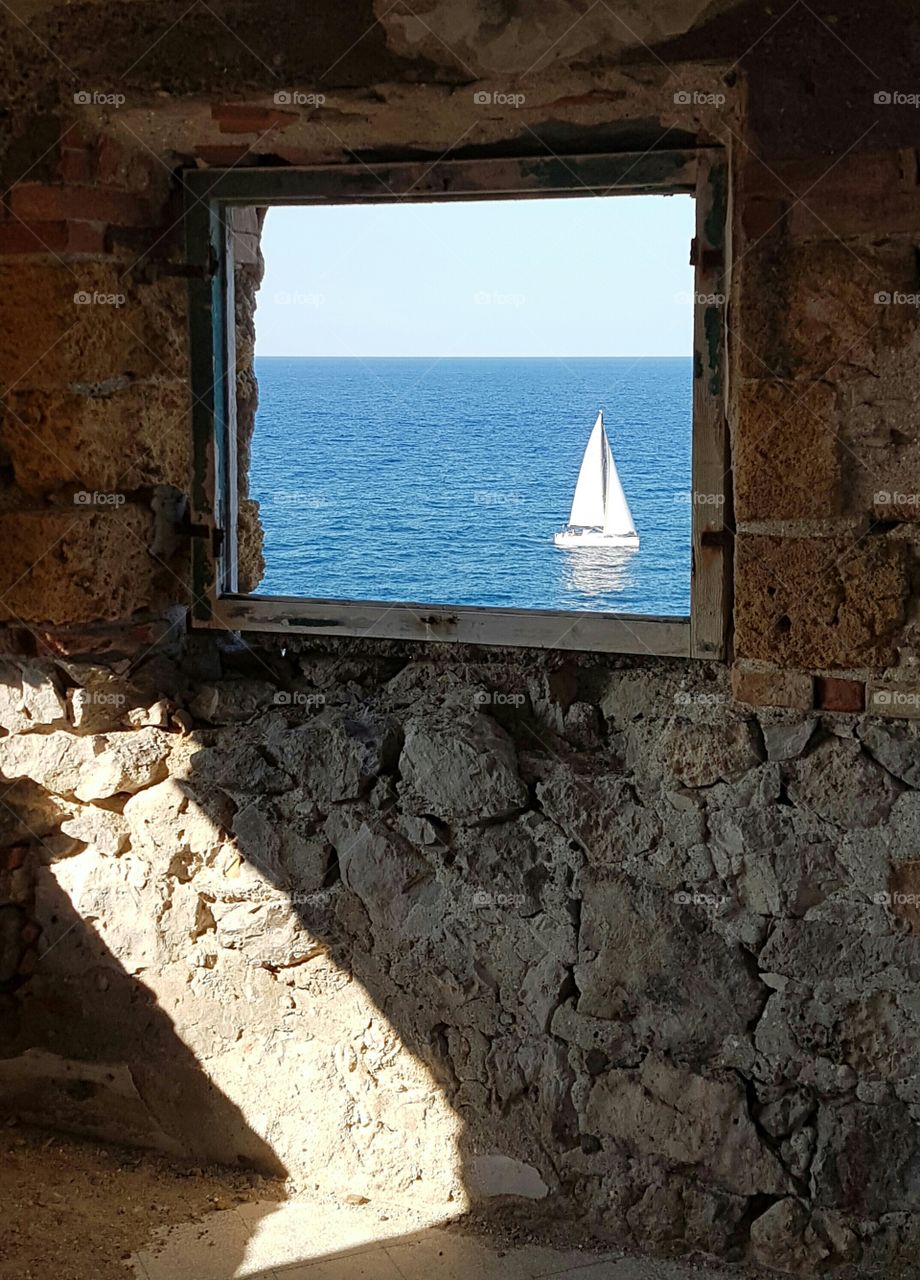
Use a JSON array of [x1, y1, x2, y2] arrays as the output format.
[[250, 357, 692, 616]]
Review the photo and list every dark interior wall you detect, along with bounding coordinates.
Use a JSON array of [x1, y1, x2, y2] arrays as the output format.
[[1, 2, 920, 1274]]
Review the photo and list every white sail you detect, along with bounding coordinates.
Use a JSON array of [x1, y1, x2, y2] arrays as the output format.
[[566, 411, 637, 537], [567, 411, 607, 527], [601, 433, 637, 537]]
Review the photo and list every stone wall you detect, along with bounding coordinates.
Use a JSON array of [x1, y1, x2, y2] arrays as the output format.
[[2, 1, 920, 1274], [2, 641, 920, 1274]]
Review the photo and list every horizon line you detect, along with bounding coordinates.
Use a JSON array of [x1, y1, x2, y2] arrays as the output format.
[[254, 352, 692, 359]]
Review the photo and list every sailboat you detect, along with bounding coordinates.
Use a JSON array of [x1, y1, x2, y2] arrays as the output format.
[[554, 409, 639, 548]]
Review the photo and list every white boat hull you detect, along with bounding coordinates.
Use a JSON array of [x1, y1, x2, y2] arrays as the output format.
[[554, 528, 640, 548]]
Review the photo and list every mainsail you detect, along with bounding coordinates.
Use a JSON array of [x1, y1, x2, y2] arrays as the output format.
[[566, 411, 636, 536]]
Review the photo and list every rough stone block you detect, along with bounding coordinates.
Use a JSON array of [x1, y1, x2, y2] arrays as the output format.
[[627, 1179, 748, 1256], [888, 861, 920, 933], [867, 464, 920, 523], [574, 871, 763, 1061], [269, 711, 402, 804], [3, 383, 191, 495], [734, 380, 840, 520], [0, 1049, 184, 1155], [0, 506, 180, 624], [735, 534, 909, 668], [328, 811, 441, 944], [739, 240, 917, 381], [0, 726, 171, 800], [0, 659, 67, 731], [838, 364, 920, 521], [761, 717, 816, 761], [866, 681, 920, 719], [657, 719, 762, 787], [731, 665, 813, 710], [859, 719, 920, 784], [188, 678, 278, 725], [787, 739, 898, 828], [467, 1154, 548, 1200], [536, 764, 661, 861], [750, 1198, 828, 1273], [0, 263, 188, 390], [60, 806, 130, 856], [585, 1057, 788, 1196], [400, 710, 527, 823], [812, 1102, 920, 1216]]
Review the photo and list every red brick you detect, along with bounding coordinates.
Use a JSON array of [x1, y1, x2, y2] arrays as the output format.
[[95, 136, 133, 186], [0, 220, 106, 255], [60, 147, 95, 184], [65, 225, 109, 256], [57, 117, 91, 151], [211, 104, 298, 134], [94, 137, 161, 195], [10, 184, 151, 226], [815, 676, 865, 713]]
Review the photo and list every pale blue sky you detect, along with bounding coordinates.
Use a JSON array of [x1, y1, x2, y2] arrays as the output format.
[[255, 194, 695, 357]]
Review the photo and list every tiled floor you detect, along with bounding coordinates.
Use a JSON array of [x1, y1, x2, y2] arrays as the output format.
[[130, 1198, 750, 1280]]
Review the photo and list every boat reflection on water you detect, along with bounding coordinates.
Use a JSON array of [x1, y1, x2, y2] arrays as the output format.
[[557, 543, 639, 598]]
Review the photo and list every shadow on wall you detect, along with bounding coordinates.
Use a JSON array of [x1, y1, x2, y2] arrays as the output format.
[[0, 748, 289, 1280], [0, 646, 580, 1260], [0, 872, 287, 1180], [5, 644, 920, 1277], [160, 647, 800, 1267], [169, 653, 582, 1221], [0, 644, 835, 1274]]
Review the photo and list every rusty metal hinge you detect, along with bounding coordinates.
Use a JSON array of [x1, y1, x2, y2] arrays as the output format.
[[139, 262, 214, 284], [189, 523, 225, 555], [689, 237, 724, 271]]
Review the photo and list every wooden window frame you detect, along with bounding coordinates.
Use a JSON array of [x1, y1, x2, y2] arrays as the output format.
[[184, 148, 730, 659]]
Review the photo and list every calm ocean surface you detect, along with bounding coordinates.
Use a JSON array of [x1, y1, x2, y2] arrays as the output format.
[[251, 357, 692, 616]]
